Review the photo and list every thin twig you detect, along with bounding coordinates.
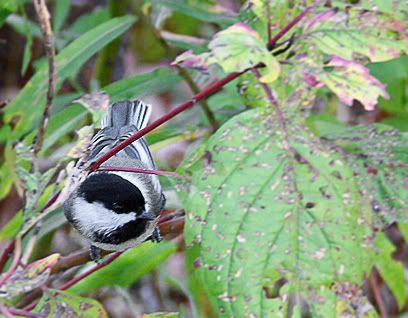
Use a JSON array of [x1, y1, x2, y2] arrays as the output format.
[[0, 304, 13, 318], [33, 0, 56, 154], [267, 6, 312, 50], [59, 252, 122, 290], [148, 18, 219, 131], [0, 241, 15, 272], [8, 307, 44, 318]]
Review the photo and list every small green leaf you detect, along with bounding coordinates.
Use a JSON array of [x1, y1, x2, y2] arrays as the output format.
[[375, 233, 406, 309], [69, 241, 177, 293], [33, 289, 108, 317], [0, 210, 23, 241], [53, 0, 70, 33], [0, 0, 27, 26], [174, 23, 280, 83]]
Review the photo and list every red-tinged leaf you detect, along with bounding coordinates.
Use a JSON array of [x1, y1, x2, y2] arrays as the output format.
[[173, 23, 281, 83], [172, 50, 210, 73], [304, 7, 406, 63], [33, 289, 108, 317], [0, 254, 60, 299], [318, 56, 389, 111]]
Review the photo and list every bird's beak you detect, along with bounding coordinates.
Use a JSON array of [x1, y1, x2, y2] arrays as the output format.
[[138, 210, 154, 221]]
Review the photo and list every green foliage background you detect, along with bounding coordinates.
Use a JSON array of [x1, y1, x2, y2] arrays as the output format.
[[0, 0, 407, 317]]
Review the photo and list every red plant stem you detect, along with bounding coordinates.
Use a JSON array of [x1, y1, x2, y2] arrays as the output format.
[[0, 238, 21, 288], [97, 166, 182, 178], [59, 252, 122, 290], [90, 71, 243, 170], [8, 308, 43, 318], [267, 6, 312, 50], [0, 241, 15, 273], [91, 6, 312, 171]]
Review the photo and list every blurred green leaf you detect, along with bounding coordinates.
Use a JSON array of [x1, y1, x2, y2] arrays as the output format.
[[0, 144, 19, 200], [0, 210, 23, 241], [4, 15, 137, 142], [66, 7, 110, 36], [178, 109, 374, 316], [33, 289, 108, 317], [104, 67, 182, 102], [151, 0, 237, 27], [69, 241, 177, 293], [0, 0, 27, 26], [53, 0, 70, 33], [375, 233, 406, 310], [6, 14, 42, 37], [41, 104, 87, 153]]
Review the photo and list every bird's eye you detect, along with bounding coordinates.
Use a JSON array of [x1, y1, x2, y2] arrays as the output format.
[[113, 203, 123, 209]]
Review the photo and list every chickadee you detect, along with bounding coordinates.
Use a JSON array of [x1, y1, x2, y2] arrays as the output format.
[[64, 100, 165, 261]]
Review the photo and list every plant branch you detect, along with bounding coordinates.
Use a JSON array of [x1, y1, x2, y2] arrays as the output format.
[[59, 252, 122, 290], [145, 12, 219, 131], [0, 237, 21, 287], [267, 6, 312, 50], [0, 306, 44, 318], [0, 241, 15, 272], [90, 6, 312, 170], [90, 70, 242, 170], [33, 0, 56, 155]]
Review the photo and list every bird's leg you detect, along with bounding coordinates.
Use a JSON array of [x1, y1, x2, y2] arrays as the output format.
[[90, 245, 102, 263], [151, 227, 162, 243]]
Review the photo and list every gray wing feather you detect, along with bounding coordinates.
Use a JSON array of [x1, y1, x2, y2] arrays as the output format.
[[88, 100, 156, 171]]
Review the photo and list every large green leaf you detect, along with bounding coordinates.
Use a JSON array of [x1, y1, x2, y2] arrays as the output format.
[[69, 241, 177, 293], [4, 15, 136, 141], [177, 109, 374, 317]]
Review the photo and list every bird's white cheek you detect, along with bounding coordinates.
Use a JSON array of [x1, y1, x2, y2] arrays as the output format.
[[72, 197, 136, 238]]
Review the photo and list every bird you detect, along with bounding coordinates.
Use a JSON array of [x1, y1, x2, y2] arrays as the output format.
[[64, 100, 165, 261]]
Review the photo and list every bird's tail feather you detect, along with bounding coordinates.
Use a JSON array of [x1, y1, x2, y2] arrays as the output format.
[[101, 100, 151, 130]]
